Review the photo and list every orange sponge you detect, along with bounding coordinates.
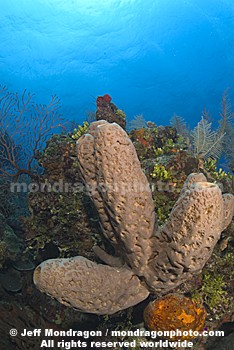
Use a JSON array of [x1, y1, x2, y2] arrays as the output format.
[[144, 294, 206, 340]]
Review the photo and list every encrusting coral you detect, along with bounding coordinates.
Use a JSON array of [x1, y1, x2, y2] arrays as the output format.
[[33, 121, 234, 315]]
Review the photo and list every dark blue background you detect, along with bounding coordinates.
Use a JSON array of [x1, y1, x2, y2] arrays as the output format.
[[0, 0, 234, 127]]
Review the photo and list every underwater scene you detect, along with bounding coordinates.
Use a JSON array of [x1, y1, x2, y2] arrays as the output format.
[[0, 1, 234, 349]]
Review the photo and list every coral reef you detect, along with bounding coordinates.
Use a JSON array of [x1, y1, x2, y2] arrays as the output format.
[[33, 121, 234, 315], [128, 114, 148, 130], [192, 272, 229, 311], [129, 124, 179, 160], [23, 133, 98, 260], [0, 84, 63, 180], [0, 213, 24, 268], [143, 294, 206, 340], [71, 121, 89, 140], [95, 94, 126, 129], [191, 248, 234, 320], [128, 125, 200, 225]]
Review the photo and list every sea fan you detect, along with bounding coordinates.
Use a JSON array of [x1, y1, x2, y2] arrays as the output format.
[[192, 117, 225, 160]]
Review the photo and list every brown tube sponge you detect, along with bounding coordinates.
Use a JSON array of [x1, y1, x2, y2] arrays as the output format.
[[145, 178, 234, 293], [222, 193, 234, 231], [33, 256, 149, 315], [77, 121, 156, 275], [76, 121, 118, 249]]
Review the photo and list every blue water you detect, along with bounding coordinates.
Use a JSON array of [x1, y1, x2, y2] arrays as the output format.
[[0, 0, 234, 127]]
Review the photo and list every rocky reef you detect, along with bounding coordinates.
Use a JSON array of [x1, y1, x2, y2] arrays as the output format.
[[1, 96, 234, 349], [33, 121, 234, 315]]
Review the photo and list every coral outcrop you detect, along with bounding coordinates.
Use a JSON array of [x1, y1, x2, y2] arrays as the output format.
[[33, 121, 234, 315], [95, 94, 126, 129]]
